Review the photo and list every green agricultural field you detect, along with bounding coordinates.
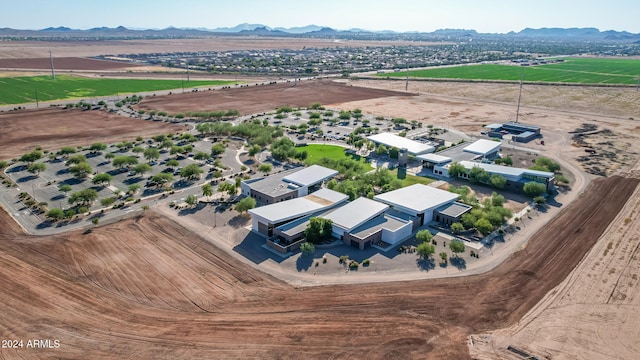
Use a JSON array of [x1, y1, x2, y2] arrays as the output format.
[[0, 75, 236, 105], [296, 144, 373, 172], [377, 58, 640, 85]]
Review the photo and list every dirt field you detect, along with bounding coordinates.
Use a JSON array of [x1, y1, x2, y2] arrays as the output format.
[[0, 173, 636, 359], [0, 108, 184, 158], [135, 80, 414, 115], [0, 57, 140, 70], [0, 38, 445, 59]]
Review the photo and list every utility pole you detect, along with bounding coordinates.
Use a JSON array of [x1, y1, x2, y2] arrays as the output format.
[[405, 63, 409, 91], [515, 69, 524, 123], [186, 61, 190, 82], [49, 50, 55, 80]]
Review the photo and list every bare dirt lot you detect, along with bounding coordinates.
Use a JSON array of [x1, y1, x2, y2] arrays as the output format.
[[0, 174, 637, 359], [0, 108, 184, 158], [135, 80, 414, 115], [0, 57, 140, 70]]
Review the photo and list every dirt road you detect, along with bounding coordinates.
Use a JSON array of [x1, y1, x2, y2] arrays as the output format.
[[0, 173, 636, 359]]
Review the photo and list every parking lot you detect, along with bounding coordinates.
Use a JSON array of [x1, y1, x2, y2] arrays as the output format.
[[4, 136, 248, 215]]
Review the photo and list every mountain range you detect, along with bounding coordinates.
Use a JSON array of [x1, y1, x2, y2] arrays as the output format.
[[1, 24, 639, 42]]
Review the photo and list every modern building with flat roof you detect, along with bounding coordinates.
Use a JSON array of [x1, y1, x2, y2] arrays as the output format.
[[241, 165, 338, 205], [436, 160, 555, 192], [367, 132, 435, 155], [418, 139, 501, 172], [374, 184, 459, 226], [248, 188, 348, 238], [322, 197, 389, 238]]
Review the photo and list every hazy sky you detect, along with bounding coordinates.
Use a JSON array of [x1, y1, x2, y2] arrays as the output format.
[[3, 0, 639, 33]]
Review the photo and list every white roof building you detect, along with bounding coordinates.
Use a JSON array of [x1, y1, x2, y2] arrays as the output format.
[[249, 188, 348, 232], [282, 165, 338, 187], [462, 139, 502, 157], [322, 197, 389, 235], [457, 161, 554, 182], [367, 133, 435, 155], [374, 184, 459, 223]]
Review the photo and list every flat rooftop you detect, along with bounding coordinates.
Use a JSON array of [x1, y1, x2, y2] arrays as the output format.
[[282, 165, 338, 187], [242, 167, 301, 198], [458, 161, 554, 181], [434, 142, 479, 163], [436, 201, 472, 218], [463, 139, 501, 156], [374, 184, 459, 214], [323, 197, 389, 231], [367, 132, 435, 155], [502, 121, 540, 132], [349, 215, 408, 240], [275, 209, 335, 237], [249, 188, 348, 223], [416, 153, 452, 164]]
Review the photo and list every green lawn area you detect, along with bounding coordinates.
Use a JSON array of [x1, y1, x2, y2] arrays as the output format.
[[0, 75, 236, 105], [377, 58, 640, 85], [296, 144, 373, 172], [390, 168, 436, 187]]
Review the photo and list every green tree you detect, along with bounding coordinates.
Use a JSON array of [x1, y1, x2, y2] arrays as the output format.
[[217, 181, 237, 197], [304, 217, 333, 244], [375, 144, 387, 155], [58, 146, 77, 156], [45, 208, 65, 221], [416, 229, 433, 243], [534, 196, 546, 205], [475, 218, 494, 235], [194, 151, 210, 161], [112, 156, 138, 168], [150, 173, 174, 186], [490, 174, 507, 189], [92, 173, 112, 186], [202, 183, 213, 198], [27, 162, 46, 176], [451, 222, 464, 234], [166, 159, 180, 168], [128, 184, 140, 194], [143, 147, 160, 162], [132, 146, 144, 155], [235, 197, 256, 213], [439, 252, 448, 263], [180, 164, 203, 180], [89, 142, 107, 153], [248, 144, 262, 156], [104, 152, 116, 160], [132, 163, 152, 177], [531, 157, 560, 172], [258, 163, 272, 174], [211, 143, 226, 156], [0, 160, 8, 169], [469, 166, 491, 183], [491, 192, 505, 207], [523, 182, 547, 197], [388, 147, 399, 159], [417, 242, 436, 259], [185, 194, 198, 207], [300, 242, 315, 255], [447, 162, 467, 177], [58, 184, 72, 195], [68, 188, 98, 206], [92, 217, 99, 226], [69, 162, 93, 179], [449, 241, 466, 257], [20, 150, 43, 164], [66, 154, 87, 165]]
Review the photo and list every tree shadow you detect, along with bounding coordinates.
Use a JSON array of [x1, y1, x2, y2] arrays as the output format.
[[56, 168, 70, 175], [416, 257, 436, 271], [450, 257, 467, 270], [51, 194, 65, 201], [228, 213, 250, 229], [296, 254, 314, 272], [60, 178, 83, 186], [123, 177, 142, 185], [7, 165, 26, 173], [177, 202, 206, 216], [17, 175, 37, 183]]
